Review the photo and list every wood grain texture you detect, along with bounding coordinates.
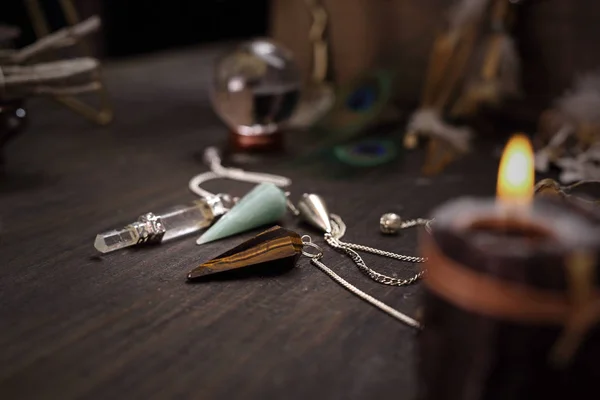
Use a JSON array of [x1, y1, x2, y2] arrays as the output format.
[[0, 45, 504, 400]]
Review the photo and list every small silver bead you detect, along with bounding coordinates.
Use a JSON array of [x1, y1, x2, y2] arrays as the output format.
[[380, 213, 402, 234]]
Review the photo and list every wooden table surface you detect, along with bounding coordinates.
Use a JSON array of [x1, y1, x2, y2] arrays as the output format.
[[0, 46, 501, 400]]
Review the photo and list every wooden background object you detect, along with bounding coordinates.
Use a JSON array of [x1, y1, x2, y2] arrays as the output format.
[[0, 45, 505, 399], [271, 0, 600, 118]]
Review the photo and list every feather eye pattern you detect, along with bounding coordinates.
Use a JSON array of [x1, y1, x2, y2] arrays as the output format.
[[287, 70, 401, 178]]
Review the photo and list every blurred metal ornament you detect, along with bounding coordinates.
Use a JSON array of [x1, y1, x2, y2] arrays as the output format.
[[211, 38, 301, 152], [380, 213, 402, 235]]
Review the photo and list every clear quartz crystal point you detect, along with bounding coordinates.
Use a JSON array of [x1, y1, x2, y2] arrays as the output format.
[[94, 195, 233, 254], [94, 226, 140, 253]]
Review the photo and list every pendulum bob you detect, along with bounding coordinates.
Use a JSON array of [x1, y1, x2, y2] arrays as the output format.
[[418, 199, 600, 400], [296, 193, 332, 234], [196, 182, 288, 245], [188, 226, 303, 280], [0, 99, 28, 166]]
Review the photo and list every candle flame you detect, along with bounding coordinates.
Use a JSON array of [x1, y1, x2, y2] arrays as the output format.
[[497, 134, 534, 206]]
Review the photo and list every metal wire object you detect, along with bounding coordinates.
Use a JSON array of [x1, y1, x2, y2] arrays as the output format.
[[300, 235, 422, 329], [326, 214, 428, 286]]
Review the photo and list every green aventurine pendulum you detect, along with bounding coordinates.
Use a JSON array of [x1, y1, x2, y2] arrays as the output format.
[[94, 147, 291, 253], [196, 182, 287, 245], [185, 149, 426, 328]]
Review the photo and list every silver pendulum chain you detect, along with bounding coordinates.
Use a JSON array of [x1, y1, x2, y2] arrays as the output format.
[[189, 147, 292, 199], [326, 214, 429, 286], [300, 236, 422, 329], [290, 194, 431, 287]]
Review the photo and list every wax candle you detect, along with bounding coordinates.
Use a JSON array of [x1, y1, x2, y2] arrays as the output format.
[[418, 135, 600, 400]]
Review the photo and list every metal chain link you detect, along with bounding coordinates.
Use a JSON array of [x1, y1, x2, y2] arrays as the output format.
[[301, 235, 421, 329], [327, 214, 429, 287], [309, 256, 422, 328]]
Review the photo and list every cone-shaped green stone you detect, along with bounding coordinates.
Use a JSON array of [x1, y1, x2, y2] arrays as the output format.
[[196, 183, 287, 245]]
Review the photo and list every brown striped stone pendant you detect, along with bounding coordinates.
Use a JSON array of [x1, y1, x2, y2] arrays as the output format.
[[187, 226, 303, 280]]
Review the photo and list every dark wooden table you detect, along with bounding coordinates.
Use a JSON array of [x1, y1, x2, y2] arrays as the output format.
[[0, 46, 501, 399]]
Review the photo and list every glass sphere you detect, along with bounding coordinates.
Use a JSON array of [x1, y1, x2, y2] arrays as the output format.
[[211, 39, 301, 136]]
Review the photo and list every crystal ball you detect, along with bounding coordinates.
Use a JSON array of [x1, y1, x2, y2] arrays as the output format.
[[211, 39, 301, 136]]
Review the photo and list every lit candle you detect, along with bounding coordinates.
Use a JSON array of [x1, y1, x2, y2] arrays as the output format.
[[496, 134, 535, 209], [417, 134, 600, 400]]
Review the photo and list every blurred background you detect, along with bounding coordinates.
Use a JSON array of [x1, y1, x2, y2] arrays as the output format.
[[0, 0, 269, 57], [2, 0, 600, 180], [2, 0, 600, 117]]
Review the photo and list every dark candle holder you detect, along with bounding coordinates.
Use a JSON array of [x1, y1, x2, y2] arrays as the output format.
[[418, 198, 600, 400]]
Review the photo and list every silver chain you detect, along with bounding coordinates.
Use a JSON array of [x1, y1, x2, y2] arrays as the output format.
[[189, 147, 291, 199], [301, 236, 422, 329], [327, 214, 428, 286]]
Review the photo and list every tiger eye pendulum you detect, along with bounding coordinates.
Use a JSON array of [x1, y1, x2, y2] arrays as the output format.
[[187, 226, 303, 280]]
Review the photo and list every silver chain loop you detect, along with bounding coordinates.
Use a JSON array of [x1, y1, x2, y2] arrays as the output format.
[[327, 214, 429, 286], [300, 234, 422, 329]]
